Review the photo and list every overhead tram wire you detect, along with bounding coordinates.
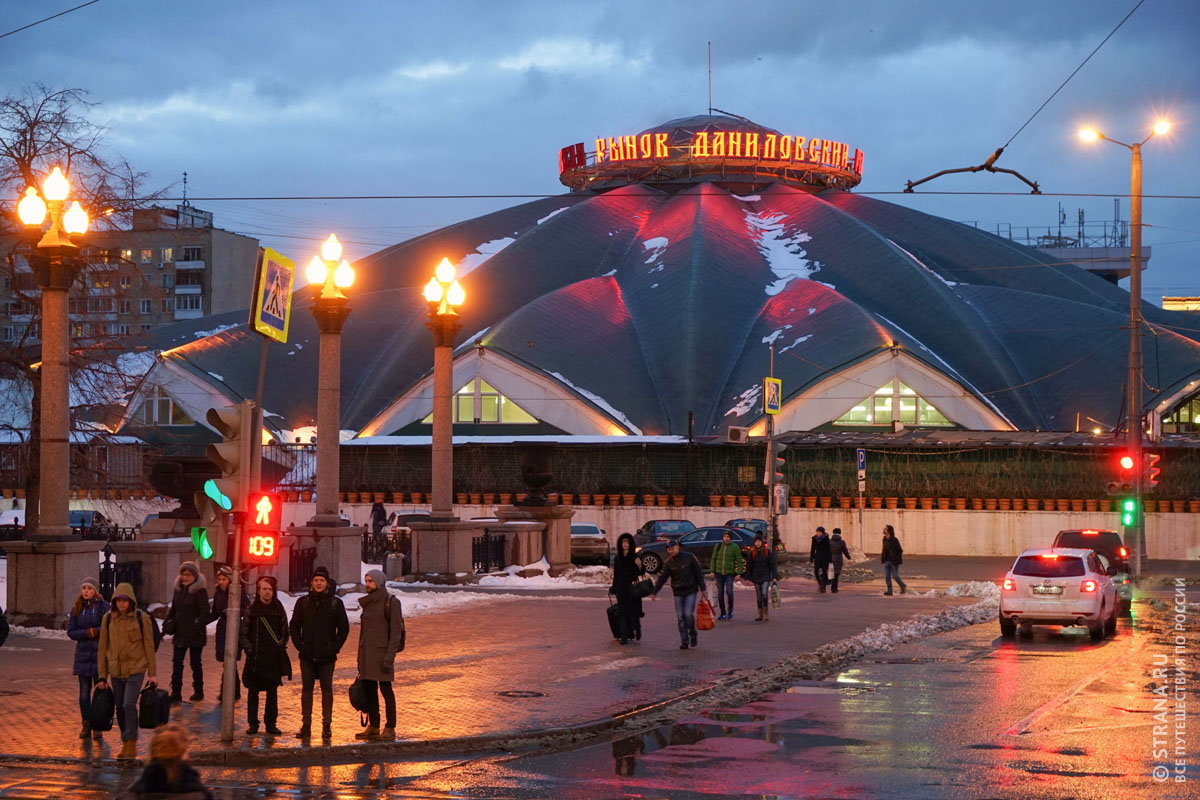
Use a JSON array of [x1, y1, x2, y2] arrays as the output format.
[[0, 0, 102, 39]]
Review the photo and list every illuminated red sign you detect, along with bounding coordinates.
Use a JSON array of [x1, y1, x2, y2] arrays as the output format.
[[243, 492, 282, 565]]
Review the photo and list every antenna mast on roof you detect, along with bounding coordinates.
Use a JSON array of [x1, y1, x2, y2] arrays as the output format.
[[707, 42, 712, 113], [181, 171, 190, 208]]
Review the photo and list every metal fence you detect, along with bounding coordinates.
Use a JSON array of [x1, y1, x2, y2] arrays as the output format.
[[361, 531, 411, 569], [472, 531, 506, 574], [98, 544, 143, 601], [289, 546, 318, 590]]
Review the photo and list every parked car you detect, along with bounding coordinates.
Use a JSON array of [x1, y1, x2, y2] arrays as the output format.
[[632, 519, 695, 547], [636, 526, 755, 574], [1051, 529, 1132, 614], [725, 518, 768, 537], [570, 523, 610, 565], [998, 547, 1119, 641]]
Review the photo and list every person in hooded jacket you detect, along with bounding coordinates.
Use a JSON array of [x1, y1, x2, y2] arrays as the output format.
[[164, 561, 208, 703], [97, 582, 157, 760], [239, 576, 290, 735], [829, 528, 853, 593], [122, 722, 213, 800], [745, 533, 779, 621], [206, 565, 247, 703], [610, 533, 644, 644], [810, 526, 833, 593], [356, 569, 404, 740], [66, 576, 109, 739], [290, 565, 349, 740]]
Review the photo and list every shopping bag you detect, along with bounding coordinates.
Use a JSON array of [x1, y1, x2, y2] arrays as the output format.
[[696, 594, 716, 631], [89, 685, 115, 731], [138, 685, 171, 729], [770, 581, 782, 609]]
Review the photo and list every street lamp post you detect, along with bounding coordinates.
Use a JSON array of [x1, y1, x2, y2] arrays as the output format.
[[1079, 120, 1170, 579], [305, 234, 355, 526], [423, 258, 465, 520], [17, 167, 90, 540]]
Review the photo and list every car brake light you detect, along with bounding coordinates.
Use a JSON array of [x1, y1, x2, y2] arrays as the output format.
[[1002, 578, 1015, 591], [1081, 530, 1098, 536], [1081, 580, 1097, 593], [1118, 547, 1128, 558], [1040, 553, 1059, 560]]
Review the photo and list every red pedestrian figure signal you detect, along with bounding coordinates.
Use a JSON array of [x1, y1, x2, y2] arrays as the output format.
[[255, 495, 274, 525], [244, 492, 282, 565]]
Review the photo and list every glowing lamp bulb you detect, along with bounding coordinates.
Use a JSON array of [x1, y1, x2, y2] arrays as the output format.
[[43, 166, 70, 201], [320, 233, 342, 263], [1119, 455, 1135, 470], [423, 277, 443, 303], [446, 280, 465, 306], [63, 200, 89, 234], [1153, 120, 1170, 135], [306, 255, 327, 286], [1078, 128, 1100, 142], [333, 259, 354, 289], [435, 257, 455, 284], [17, 187, 46, 226]]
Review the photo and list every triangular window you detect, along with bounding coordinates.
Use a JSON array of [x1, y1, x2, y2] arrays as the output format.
[[133, 386, 194, 426], [833, 380, 951, 427], [421, 378, 538, 424]]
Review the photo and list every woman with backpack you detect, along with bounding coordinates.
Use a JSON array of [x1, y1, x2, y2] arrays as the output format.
[[239, 576, 290, 736], [356, 569, 404, 740], [97, 583, 158, 760], [67, 577, 109, 740]]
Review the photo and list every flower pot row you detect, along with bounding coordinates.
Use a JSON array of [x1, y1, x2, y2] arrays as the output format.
[[65, 488, 153, 501]]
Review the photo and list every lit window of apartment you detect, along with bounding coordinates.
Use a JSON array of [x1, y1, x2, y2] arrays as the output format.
[[140, 249, 153, 263], [160, 247, 174, 263], [181, 246, 202, 261], [120, 274, 132, 288], [140, 299, 152, 314], [120, 248, 133, 263], [161, 298, 174, 313], [136, 386, 194, 426], [177, 295, 202, 311], [70, 323, 86, 338], [91, 272, 113, 289]]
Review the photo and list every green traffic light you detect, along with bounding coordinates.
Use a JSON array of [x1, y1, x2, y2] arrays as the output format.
[[1120, 497, 1138, 527], [190, 526, 214, 560], [204, 478, 232, 511]]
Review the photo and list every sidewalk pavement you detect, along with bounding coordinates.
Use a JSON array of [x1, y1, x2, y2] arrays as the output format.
[[0, 572, 982, 767]]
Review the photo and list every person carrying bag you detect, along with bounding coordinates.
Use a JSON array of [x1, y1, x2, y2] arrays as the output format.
[[67, 576, 109, 739], [240, 576, 290, 736], [97, 582, 158, 761]]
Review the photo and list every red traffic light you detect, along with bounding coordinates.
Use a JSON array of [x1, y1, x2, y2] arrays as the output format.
[[244, 492, 282, 565], [1119, 455, 1135, 471]]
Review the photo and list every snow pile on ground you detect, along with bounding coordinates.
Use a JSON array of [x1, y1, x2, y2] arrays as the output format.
[[903, 581, 1000, 600], [476, 558, 613, 588]]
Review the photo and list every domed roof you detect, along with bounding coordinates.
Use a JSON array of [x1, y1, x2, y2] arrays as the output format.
[[139, 116, 1200, 439]]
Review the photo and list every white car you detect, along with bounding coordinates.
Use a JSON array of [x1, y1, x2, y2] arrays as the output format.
[[999, 547, 1118, 641]]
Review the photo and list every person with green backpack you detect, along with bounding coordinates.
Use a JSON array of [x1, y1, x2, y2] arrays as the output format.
[[709, 529, 746, 620]]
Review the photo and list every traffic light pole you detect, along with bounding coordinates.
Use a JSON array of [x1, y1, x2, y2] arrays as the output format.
[[220, 512, 244, 742], [1128, 141, 1144, 581], [767, 344, 778, 548]]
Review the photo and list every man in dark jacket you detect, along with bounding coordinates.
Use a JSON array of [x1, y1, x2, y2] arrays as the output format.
[[208, 566, 247, 702], [652, 540, 706, 650], [164, 561, 208, 703], [881, 524, 907, 595], [289, 565, 349, 740], [829, 528, 852, 593], [810, 526, 833, 593]]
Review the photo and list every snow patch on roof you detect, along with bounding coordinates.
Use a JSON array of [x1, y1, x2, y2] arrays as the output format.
[[601, 269, 617, 277], [456, 237, 515, 278], [888, 239, 958, 287], [190, 323, 240, 340], [537, 207, 571, 225], [762, 325, 793, 345], [207, 371, 224, 382], [455, 327, 492, 352], [725, 384, 762, 418], [744, 211, 816, 296], [642, 236, 669, 266], [780, 334, 813, 354], [546, 370, 643, 435], [733, 194, 761, 202]]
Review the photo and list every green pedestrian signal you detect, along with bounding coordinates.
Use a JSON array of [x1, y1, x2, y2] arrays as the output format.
[[190, 526, 215, 560], [1120, 497, 1138, 527], [204, 478, 232, 510]]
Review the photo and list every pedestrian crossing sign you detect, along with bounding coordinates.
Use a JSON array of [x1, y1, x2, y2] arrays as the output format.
[[251, 247, 295, 343], [763, 377, 782, 415]]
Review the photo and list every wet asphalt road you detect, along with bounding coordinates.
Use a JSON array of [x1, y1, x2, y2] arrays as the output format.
[[1, 590, 1193, 800]]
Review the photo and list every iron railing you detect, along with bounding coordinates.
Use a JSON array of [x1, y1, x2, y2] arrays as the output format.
[[98, 544, 143, 601], [472, 531, 506, 574], [289, 546, 318, 591]]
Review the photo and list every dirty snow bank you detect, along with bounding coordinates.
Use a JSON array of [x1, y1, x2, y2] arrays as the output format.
[[477, 559, 612, 587]]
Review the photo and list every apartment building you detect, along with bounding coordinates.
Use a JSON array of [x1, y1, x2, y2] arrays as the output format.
[[1, 204, 259, 345]]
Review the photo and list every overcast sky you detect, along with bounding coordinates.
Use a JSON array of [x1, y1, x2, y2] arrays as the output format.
[[3, 0, 1197, 301]]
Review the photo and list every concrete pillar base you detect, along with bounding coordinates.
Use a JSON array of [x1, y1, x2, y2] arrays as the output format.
[[306, 514, 348, 528], [408, 519, 483, 576], [288, 525, 364, 589], [3, 539, 105, 628], [495, 505, 575, 575]]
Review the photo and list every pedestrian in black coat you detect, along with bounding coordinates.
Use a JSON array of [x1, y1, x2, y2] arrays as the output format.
[[829, 528, 852, 593], [881, 524, 908, 596], [240, 576, 290, 735], [369, 502, 389, 535], [744, 534, 779, 620], [164, 561, 208, 703], [207, 566, 247, 702], [289, 565, 349, 739], [651, 540, 706, 649], [810, 526, 833, 593], [610, 533, 644, 645]]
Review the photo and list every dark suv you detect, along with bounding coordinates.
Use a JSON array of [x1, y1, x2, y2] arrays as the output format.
[[1052, 529, 1132, 613], [632, 519, 695, 547]]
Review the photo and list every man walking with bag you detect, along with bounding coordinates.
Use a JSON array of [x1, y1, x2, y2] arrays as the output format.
[[708, 529, 745, 620], [651, 540, 706, 650], [810, 526, 833, 593], [290, 566, 349, 741]]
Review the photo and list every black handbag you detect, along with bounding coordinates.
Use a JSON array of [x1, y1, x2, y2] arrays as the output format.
[[138, 685, 171, 729], [630, 576, 655, 599], [348, 678, 369, 712], [89, 685, 115, 731]]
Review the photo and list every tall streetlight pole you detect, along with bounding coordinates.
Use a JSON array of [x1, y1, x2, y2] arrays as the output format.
[[1079, 119, 1170, 578], [305, 234, 355, 527], [16, 167, 90, 540], [423, 258, 465, 520]]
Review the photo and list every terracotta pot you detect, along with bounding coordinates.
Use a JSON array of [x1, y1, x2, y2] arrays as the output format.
[[804, 496, 818, 509], [500, 493, 514, 504], [1070, 499, 1084, 512], [1173, 499, 1186, 513], [998, 498, 1011, 510], [752, 495, 766, 507], [287, 491, 299, 503], [105, 488, 117, 499], [953, 498, 967, 510], [1189, 500, 1200, 514], [1054, 499, 1069, 512], [937, 498, 951, 510], [544, 492, 557, 504], [657, 494, 669, 507], [608, 494, 623, 505], [516, 493, 529, 503], [818, 496, 832, 508], [839, 497, 852, 509], [16, 488, 27, 499], [735, 494, 749, 507], [456, 493, 468, 504], [671, 495, 684, 507], [709, 495, 722, 507], [622, 493, 636, 506], [348, 492, 360, 503], [1084, 499, 1098, 512], [724, 495, 736, 507], [869, 497, 883, 509], [1096, 498, 1111, 512], [885, 497, 899, 509], [984, 498, 998, 510], [643, 494, 656, 506], [1011, 498, 1025, 510], [1, 488, 10, 499], [788, 496, 801, 508], [920, 498, 934, 510], [300, 490, 312, 502], [967, 498, 981, 510], [1144, 499, 1157, 513], [903, 498, 917, 510], [469, 493, 482, 504], [853, 496, 865, 508], [1041, 499, 1054, 511]]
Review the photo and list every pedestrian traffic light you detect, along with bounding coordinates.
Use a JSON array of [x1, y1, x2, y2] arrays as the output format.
[[190, 525, 215, 560], [191, 478, 230, 561], [1144, 452, 1161, 491], [764, 440, 786, 485], [196, 400, 254, 562], [243, 491, 282, 565], [1106, 452, 1137, 495], [1119, 497, 1139, 527]]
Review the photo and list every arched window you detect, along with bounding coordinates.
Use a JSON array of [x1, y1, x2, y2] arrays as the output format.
[[833, 380, 952, 427], [421, 379, 538, 424], [1162, 395, 1200, 434]]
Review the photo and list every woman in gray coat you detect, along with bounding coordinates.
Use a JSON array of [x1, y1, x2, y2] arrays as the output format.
[[356, 569, 404, 741]]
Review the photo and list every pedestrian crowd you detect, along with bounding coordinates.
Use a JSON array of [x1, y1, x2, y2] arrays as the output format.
[[66, 560, 405, 772]]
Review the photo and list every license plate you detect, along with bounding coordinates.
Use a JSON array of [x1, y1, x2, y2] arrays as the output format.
[[1033, 585, 1062, 595]]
